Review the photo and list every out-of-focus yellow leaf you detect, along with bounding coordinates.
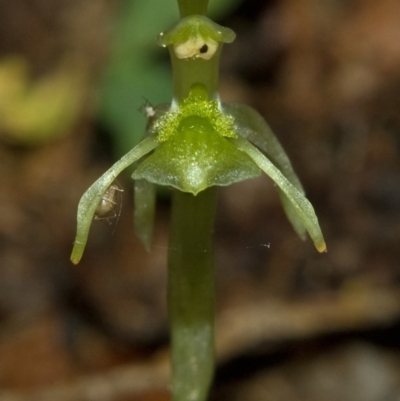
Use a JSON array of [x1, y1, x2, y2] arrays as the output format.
[[0, 56, 85, 145]]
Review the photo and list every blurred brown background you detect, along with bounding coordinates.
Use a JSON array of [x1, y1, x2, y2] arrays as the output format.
[[0, 0, 400, 400]]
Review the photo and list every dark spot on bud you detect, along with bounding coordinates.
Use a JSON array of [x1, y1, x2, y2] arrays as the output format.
[[199, 44, 208, 54]]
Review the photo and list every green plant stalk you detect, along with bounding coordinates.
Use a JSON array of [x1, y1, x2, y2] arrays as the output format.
[[178, 0, 209, 17], [170, 48, 221, 102], [172, 1, 219, 102], [168, 188, 217, 401], [167, 3, 221, 400]]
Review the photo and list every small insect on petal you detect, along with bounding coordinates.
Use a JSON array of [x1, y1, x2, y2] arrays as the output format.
[[70, 135, 158, 265], [94, 183, 123, 220], [139, 99, 156, 119]]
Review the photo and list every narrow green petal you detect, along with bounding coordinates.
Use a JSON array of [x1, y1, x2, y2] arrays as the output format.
[[222, 103, 300, 184], [70, 136, 159, 264], [223, 102, 307, 239], [231, 137, 326, 253], [279, 194, 307, 240], [133, 179, 156, 250]]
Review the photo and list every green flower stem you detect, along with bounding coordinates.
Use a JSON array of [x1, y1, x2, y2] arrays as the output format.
[[168, 187, 217, 401], [166, 10, 223, 401], [178, 0, 209, 17], [170, 49, 221, 102]]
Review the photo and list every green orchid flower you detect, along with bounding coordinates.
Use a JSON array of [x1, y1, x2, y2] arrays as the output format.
[[71, 14, 326, 265], [71, 8, 327, 401]]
